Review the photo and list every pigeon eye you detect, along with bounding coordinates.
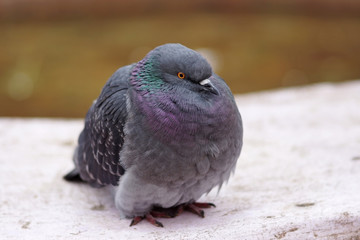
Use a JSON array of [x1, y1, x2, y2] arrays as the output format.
[[177, 72, 185, 79]]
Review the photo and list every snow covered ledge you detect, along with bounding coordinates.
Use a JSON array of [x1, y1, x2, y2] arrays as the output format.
[[1, 81, 359, 239]]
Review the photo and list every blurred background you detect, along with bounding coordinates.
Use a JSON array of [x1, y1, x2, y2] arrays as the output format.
[[1, 0, 360, 118]]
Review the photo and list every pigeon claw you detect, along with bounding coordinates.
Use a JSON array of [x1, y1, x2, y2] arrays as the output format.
[[192, 202, 216, 208], [185, 204, 205, 218], [129, 213, 164, 228], [129, 216, 144, 227], [129, 202, 216, 227], [145, 213, 164, 227], [179, 202, 216, 218]]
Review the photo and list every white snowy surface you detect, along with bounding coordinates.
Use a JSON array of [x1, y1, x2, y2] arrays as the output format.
[[1, 81, 360, 239]]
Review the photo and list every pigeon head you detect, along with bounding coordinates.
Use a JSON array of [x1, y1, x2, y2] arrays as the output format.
[[129, 44, 230, 143], [131, 43, 219, 95]]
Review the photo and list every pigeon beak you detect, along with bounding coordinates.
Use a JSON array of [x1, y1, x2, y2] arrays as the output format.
[[199, 79, 219, 95]]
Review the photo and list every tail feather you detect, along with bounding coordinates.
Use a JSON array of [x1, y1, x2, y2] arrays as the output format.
[[63, 169, 84, 182]]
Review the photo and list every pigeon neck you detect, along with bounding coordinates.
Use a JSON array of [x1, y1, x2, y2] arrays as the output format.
[[130, 55, 165, 94]]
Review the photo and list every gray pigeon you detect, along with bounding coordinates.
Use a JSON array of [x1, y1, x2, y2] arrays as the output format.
[[64, 43, 243, 227]]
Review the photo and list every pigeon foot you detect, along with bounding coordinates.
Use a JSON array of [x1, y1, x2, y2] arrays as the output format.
[[175, 202, 216, 218], [130, 213, 164, 228], [129, 202, 216, 227]]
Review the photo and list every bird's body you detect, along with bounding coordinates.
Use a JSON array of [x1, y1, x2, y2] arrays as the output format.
[[65, 44, 243, 226]]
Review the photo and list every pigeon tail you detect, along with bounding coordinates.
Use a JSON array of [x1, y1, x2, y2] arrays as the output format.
[[63, 169, 83, 182]]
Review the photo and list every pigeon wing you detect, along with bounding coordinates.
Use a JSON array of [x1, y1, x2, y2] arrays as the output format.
[[76, 65, 133, 187]]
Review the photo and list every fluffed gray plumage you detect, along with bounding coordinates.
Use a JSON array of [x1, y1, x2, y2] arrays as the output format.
[[64, 43, 243, 227]]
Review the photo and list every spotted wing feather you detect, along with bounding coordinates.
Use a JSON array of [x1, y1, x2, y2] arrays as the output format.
[[75, 65, 133, 187]]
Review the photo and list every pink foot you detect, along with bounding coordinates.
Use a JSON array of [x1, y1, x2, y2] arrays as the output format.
[[129, 202, 216, 227], [130, 213, 164, 227]]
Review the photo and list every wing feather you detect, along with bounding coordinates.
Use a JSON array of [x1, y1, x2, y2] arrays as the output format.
[[75, 65, 133, 187]]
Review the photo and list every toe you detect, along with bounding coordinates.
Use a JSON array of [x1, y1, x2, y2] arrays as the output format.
[[185, 204, 205, 218], [129, 216, 144, 227], [129, 214, 164, 227], [145, 213, 164, 227], [192, 202, 216, 208]]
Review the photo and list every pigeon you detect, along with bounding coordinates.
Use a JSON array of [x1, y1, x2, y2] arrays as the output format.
[[64, 43, 243, 227]]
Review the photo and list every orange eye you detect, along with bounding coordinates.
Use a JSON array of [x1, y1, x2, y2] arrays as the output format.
[[177, 72, 185, 79]]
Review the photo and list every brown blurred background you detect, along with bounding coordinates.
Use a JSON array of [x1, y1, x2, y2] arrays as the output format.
[[1, 0, 360, 117]]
